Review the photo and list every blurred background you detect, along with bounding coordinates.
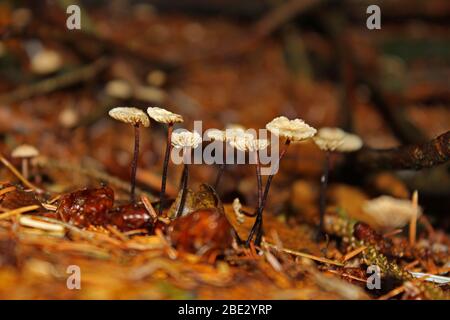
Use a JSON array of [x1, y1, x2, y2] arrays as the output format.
[[0, 0, 449, 228]]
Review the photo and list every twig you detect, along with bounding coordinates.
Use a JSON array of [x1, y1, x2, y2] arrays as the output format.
[[356, 131, 449, 170], [0, 205, 40, 220], [0, 58, 108, 104], [263, 241, 344, 267], [0, 154, 42, 191]]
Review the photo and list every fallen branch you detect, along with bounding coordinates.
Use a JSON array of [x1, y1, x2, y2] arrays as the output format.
[[0, 58, 108, 105], [356, 131, 449, 170]]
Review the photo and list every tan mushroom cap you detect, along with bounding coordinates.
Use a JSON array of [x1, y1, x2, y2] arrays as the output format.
[[11, 144, 39, 158], [31, 49, 62, 75], [337, 133, 363, 152], [362, 195, 422, 232], [313, 127, 346, 152], [147, 107, 183, 124], [109, 107, 150, 127], [105, 79, 133, 100], [229, 135, 269, 152], [171, 130, 202, 149], [266, 116, 316, 142], [206, 129, 227, 142]]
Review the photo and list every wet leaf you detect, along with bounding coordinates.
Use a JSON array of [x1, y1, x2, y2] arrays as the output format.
[[168, 208, 233, 256], [56, 186, 114, 228]]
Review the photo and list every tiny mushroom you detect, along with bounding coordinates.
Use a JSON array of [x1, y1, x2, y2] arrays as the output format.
[[105, 79, 133, 100], [206, 129, 227, 189], [30, 49, 62, 75], [313, 128, 363, 238], [362, 195, 422, 232], [171, 130, 202, 218], [243, 116, 317, 245], [147, 107, 184, 215], [109, 107, 150, 202], [11, 144, 39, 179], [230, 135, 269, 213]]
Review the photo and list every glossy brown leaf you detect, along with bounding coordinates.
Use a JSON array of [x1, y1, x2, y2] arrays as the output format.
[[56, 186, 114, 228], [168, 208, 233, 255], [108, 203, 153, 232]]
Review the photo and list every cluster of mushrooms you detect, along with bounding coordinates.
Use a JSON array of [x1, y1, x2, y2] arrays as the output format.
[[108, 106, 365, 245]]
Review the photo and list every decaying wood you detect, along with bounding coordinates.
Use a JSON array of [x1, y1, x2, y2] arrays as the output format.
[[356, 131, 450, 170]]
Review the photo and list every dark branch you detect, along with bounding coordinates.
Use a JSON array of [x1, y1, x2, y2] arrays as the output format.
[[356, 131, 450, 171]]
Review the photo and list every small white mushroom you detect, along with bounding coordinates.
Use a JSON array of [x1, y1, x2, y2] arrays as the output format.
[[147, 107, 183, 124], [147, 107, 183, 215], [109, 107, 150, 127], [206, 129, 227, 142], [229, 135, 269, 152], [266, 116, 316, 142], [146, 70, 167, 87], [11, 144, 39, 179], [313, 127, 346, 152], [30, 49, 62, 75], [362, 195, 422, 232], [171, 130, 202, 218], [171, 130, 202, 149], [105, 79, 133, 100], [313, 127, 363, 238], [108, 107, 150, 202], [337, 133, 363, 152]]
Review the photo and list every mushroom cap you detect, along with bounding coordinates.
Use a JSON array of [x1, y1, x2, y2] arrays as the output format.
[[223, 125, 255, 143], [147, 107, 183, 124], [313, 127, 346, 151], [11, 144, 39, 158], [109, 107, 150, 127], [206, 129, 227, 142], [105, 79, 133, 100], [336, 133, 363, 152], [266, 116, 316, 142], [229, 135, 269, 152], [362, 195, 422, 232], [31, 49, 62, 75], [171, 130, 202, 149]]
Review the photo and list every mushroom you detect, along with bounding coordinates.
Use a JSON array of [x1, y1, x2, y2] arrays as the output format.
[[206, 125, 254, 189], [109, 107, 150, 202], [313, 128, 363, 238], [105, 79, 133, 100], [171, 130, 202, 217], [30, 49, 62, 75], [11, 144, 39, 180], [244, 116, 316, 245], [147, 107, 184, 215], [229, 135, 269, 214], [362, 195, 422, 233], [206, 129, 227, 189]]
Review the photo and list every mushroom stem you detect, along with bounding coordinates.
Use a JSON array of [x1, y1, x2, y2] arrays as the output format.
[[213, 163, 226, 190], [247, 139, 291, 246], [255, 151, 262, 208], [409, 190, 419, 247], [130, 124, 140, 203], [159, 123, 174, 215], [318, 150, 330, 238], [176, 163, 189, 218], [21, 158, 29, 180]]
